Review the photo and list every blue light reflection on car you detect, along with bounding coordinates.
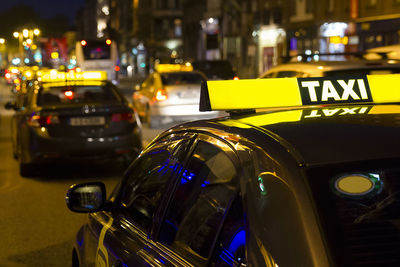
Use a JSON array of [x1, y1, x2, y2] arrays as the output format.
[[157, 158, 196, 185], [219, 229, 246, 265]]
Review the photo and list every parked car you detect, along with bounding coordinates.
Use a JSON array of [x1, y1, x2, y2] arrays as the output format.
[[67, 73, 400, 266], [259, 59, 400, 78], [5, 70, 142, 177], [132, 64, 222, 128]]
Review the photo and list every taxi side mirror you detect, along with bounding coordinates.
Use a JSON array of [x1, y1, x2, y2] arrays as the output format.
[[65, 182, 106, 213]]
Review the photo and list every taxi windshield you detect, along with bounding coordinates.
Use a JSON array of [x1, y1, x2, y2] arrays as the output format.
[[307, 160, 400, 266], [37, 83, 120, 106]]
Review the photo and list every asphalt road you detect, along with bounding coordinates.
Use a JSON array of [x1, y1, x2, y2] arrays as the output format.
[[0, 79, 165, 267]]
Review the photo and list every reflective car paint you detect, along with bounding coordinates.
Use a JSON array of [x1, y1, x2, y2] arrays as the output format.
[[69, 103, 400, 267]]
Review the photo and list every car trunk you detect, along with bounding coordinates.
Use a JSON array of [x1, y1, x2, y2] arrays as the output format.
[[160, 84, 202, 105], [33, 103, 135, 138]]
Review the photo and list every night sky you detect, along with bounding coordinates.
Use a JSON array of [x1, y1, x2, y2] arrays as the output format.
[[0, 0, 85, 23]]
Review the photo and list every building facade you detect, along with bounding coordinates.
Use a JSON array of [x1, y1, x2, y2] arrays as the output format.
[[82, 0, 400, 78]]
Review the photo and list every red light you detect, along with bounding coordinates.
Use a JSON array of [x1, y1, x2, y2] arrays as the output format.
[[106, 39, 112, 45], [5, 73, 11, 79], [154, 88, 168, 101], [28, 114, 59, 127], [114, 66, 120, 72], [233, 76, 240, 80], [64, 90, 74, 100], [81, 40, 87, 46], [111, 113, 134, 123]]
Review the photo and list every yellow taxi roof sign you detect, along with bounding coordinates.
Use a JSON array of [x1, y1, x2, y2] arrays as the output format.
[[200, 74, 400, 111], [40, 70, 108, 82], [155, 63, 193, 73]]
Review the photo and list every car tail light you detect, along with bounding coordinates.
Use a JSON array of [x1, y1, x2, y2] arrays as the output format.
[[111, 113, 135, 123], [64, 90, 74, 100], [28, 114, 60, 127], [154, 88, 168, 101]]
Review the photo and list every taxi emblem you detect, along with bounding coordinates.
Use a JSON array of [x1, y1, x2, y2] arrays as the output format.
[[298, 76, 373, 105]]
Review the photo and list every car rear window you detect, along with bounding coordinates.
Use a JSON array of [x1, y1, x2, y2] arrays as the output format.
[[307, 162, 400, 266], [37, 84, 120, 106], [161, 73, 205, 85], [82, 41, 111, 60]]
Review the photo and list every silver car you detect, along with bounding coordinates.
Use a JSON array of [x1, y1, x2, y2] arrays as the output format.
[[259, 59, 400, 78], [132, 70, 221, 128]]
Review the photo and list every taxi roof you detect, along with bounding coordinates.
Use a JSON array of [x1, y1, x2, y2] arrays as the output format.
[[39, 70, 108, 83], [259, 59, 400, 78], [183, 104, 400, 167], [193, 74, 400, 166]]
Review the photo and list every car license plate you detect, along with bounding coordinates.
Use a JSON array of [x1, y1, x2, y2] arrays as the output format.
[[70, 116, 105, 126]]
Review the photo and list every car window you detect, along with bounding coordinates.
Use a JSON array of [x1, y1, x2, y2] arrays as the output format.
[[117, 135, 193, 233], [37, 84, 120, 105], [210, 195, 247, 266], [275, 71, 302, 78], [82, 41, 111, 59], [161, 72, 206, 85], [261, 72, 277, 78], [158, 139, 238, 262]]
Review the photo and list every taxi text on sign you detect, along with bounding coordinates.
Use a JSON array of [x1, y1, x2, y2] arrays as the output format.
[[298, 76, 372, 105]]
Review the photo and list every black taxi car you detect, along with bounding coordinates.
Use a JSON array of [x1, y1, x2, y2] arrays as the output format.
[[66, 74, 400, 266], [5, 70, 142, 177]]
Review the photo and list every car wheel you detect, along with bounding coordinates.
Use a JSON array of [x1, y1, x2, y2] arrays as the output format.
[[19, 163, 36, 177]]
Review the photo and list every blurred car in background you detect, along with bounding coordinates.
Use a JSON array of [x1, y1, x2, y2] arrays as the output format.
[[192, 60, 238, 80], [4, 66, 21, 87], [4, 70, 142, 177], [132, 63, 222, 128], [259, 59, 400, 78]]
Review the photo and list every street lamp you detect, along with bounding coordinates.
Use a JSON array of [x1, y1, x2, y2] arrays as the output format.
[[0, 38, 5, 45], [22, 29, 29, 38]]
